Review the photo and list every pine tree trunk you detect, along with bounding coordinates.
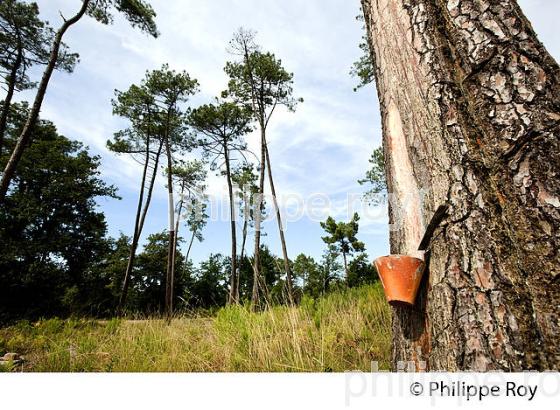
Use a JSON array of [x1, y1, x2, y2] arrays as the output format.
[[117, 141, 163, 312], [342, 250, 348, 283], [0, 0, 90, 203], [171, 187, 185, 307], [237, 216, 248, 302], [165, 139, 175, 319], [136, 143, 163, 236], [251, 124, 267, 309], [185, 229, 196, 264], [117, 142, 151, 315], [265, 143, 293, 302], [361, 0, 560, 371], [224, 147, 238, 305]]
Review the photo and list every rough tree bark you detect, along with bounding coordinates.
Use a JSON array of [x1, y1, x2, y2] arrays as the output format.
[[361, 0, 559, 371]]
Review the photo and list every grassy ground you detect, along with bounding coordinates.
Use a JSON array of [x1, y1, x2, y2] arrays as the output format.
[[0, 283, 391, 372]]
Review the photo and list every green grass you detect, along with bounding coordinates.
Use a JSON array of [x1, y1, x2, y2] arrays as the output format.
[[0, 283, 391, 372]]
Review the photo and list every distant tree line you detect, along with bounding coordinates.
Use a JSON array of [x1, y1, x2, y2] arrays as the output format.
[[0, 105, 376, 320], [0, 1, 378, 323], [0, 104, 376, 320]]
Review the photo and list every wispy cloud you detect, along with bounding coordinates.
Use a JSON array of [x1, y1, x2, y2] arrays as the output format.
[[10, 0, 557, 262]]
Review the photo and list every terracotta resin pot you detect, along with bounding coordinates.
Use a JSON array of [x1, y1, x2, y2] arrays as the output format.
[[374, 255, 425, 306]]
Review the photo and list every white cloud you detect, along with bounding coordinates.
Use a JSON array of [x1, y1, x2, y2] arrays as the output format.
[[8, 0, 557, 261]]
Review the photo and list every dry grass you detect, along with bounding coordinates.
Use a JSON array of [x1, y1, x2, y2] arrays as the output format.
[[0, 283, 391, 372]]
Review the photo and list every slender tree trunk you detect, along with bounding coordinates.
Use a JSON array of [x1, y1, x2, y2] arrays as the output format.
[[137, 143, 163, 237], [342, 250, 348, 283], [361, 0, 560, 371], [117, 142, 150, 314], [265, 143, 293, 302], [165, 138, 175, 319], [173, 200, 183, 261], [171, 189, 185, 309], [251, 124, 267, 309], [117, 141, 163, 312], [118, 242, 139, 315], [224, 148, 238, 305], [185, 229, 196, 264], [0, 40, 23, 156], [237, 216, 248, 302], [240, 36, 265, 310], [0, 0, 90, 203]]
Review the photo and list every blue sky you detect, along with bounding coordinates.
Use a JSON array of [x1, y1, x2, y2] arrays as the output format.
[[10, 0, 560, 266]]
